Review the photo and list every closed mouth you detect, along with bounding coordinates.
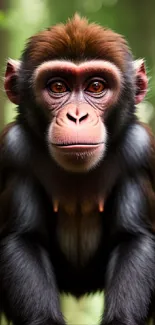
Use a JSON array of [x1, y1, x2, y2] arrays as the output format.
[[52, 142, 104, 147]]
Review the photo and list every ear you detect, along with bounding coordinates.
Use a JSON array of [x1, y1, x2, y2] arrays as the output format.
[[134, 59, 148, 104], [4, 59, 21, 105]]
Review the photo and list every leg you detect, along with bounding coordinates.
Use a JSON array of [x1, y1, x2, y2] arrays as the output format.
[[0, 234, 65, 325], [102, 235, 155, 325]]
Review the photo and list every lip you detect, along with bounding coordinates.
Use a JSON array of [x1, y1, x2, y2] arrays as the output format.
[[51, 143, 104, 154], [52, 142, 104, 148]]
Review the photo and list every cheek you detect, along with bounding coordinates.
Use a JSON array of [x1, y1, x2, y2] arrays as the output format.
[[41, 90, 69, 112], [94, 90, 118, 113], [47, 120, 108, 172], [105, 89, 120, 108], [34, 88, 59, 112], [87, 88, 123, 115]]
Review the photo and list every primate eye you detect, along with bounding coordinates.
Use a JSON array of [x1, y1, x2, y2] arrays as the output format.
[[47, 80, 68, 93], [86, 80, 106, 93]]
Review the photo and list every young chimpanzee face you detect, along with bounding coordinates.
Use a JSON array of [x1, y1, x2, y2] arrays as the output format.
[[4, 14, 147, 173]]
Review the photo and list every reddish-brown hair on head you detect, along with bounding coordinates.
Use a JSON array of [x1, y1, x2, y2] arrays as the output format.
[[22, 14, 131, 71]]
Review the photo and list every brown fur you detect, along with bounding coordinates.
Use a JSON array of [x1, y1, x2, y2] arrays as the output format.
[[22, 14, 131, 71]]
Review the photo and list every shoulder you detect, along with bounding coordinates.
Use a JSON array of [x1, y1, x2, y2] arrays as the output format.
[[0, 122, 32, 167], [120, 121, 155, 171], [0, 122, 16, 151]]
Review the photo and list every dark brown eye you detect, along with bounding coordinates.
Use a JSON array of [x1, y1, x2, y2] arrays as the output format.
[[86, 80, 106, 93], [47, 81, 68, 93]]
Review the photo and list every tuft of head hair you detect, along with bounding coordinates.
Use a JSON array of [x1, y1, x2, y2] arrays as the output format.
[[22, 14, 131, 71]]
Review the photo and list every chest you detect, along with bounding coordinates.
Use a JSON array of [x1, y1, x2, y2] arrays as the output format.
[[55, 198, 104, 266]]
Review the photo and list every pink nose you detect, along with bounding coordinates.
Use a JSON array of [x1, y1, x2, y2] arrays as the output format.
[[66, 112, 89, 124]]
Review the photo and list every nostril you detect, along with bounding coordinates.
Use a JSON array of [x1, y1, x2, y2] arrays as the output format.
[[66, 112, 89, 124], [66, 113, 77, 123], [79, 113, 88, 123]]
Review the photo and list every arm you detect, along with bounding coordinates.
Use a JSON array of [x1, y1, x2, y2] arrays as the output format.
[[102, 176, 155, 325], [0, 175, 65, 325]]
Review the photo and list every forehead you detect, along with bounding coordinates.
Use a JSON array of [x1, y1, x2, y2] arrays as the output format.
[[22, 16, 131, 72]]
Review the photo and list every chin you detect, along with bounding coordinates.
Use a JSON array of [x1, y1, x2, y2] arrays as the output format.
[[50, 143, 105, 173]]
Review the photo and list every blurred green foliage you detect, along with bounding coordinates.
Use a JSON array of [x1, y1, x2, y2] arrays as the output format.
[[0, 10, 5, 23], [61, 293, 104, 325], [0, 1, 155, 324]]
